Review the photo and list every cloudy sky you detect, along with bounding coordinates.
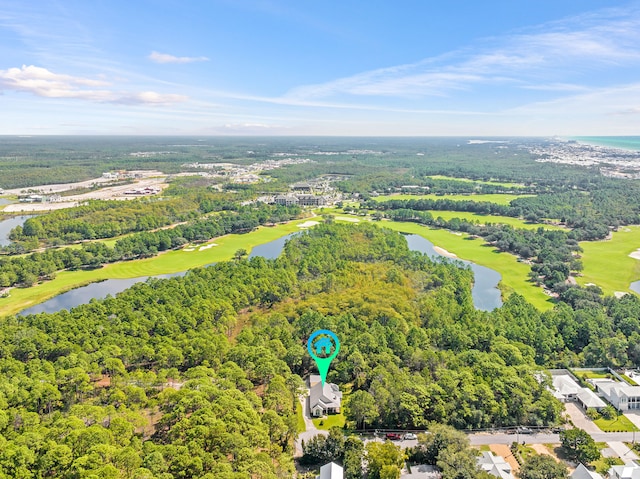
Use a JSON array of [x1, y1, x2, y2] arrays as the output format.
[[1, 0, 640, 135]]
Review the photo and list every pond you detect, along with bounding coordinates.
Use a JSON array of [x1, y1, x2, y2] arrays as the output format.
[[630, 281, 640, 295], [405, 234, 503, 311], [18, 231, 502, 316], [0, 215, 35, 247]]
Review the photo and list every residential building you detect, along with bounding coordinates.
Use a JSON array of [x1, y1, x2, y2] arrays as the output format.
[[552, 374, 582, 402], [274, 195, 298, 207], [476, 452, 514, 479], [317, 462, 343, 479], [592, 378, 640, 411], [400, 464, 439, 478], [297, 194, 327, 207], [609, 464, 640, 479], [571, 463, 603, 479], [576, 388, 606, 410], [309, 374, 342, 417]]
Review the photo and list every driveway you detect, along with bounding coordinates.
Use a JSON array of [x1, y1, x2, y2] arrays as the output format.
[[295, 394, 327, 457], [623, 411, 640, 432], [607, 441, 639, 464], [564, 402, 602, 434]]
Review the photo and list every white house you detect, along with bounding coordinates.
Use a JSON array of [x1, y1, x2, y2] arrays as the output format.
[[552, 374, 582, 402], [609, 464, 640, 479], [309, 375, 342, 417], [317, 462, 343, 479], [571, 463, 603, 479], [576, 388, 606, 411], [592, 378, 640, 411], [476, 452, 514, 479]]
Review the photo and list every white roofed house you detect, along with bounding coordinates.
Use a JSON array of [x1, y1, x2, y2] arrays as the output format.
[[317, 462, 343, 479], [309, 374, 342, 417], [476, 452, 514, 479], [571, 463, 603, 479]]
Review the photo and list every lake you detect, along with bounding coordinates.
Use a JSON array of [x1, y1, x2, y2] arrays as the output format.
[[630, 281, 640, 295], [0, 215, 35, 247], [19, 231, 502, 315]]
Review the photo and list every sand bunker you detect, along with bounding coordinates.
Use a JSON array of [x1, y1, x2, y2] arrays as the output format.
[[629, 248, 640, 260], [297, 220, 320, 228], [199, 243, 218, 251], [434, 246, 457, 258], [183, 248, 195, 252], [615, 292, 629, 299], [336, 216, 360, 223]]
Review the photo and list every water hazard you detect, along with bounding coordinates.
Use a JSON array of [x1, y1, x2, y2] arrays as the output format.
[[0, 215, 35, 247], [18, 231, 502, 315], [404, 234, 503, 311]]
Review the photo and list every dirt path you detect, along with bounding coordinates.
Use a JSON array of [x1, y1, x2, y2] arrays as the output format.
[[489, 444, 520, 472], [530, 443, 555, 458]]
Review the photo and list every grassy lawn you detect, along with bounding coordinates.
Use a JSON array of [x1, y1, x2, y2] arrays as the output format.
[[0, 220, 310, 318], [296, 402, 306, 434], [371, 193, 535, 206], [594, 415, 639, 432], [312, 412, 346, 431], [379, 221, 555, 310], [426, 175, 526, 189], [573, 370, 610, 380], [421, 210, 564, 231], [593, 456, 624, 474], [578, 226, 640, 296]]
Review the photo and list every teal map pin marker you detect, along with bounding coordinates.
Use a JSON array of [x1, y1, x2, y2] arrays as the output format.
[[307, 329, 340, 386]]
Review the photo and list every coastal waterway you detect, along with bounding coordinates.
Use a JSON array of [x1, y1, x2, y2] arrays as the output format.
[[19, 230, 503, 315]]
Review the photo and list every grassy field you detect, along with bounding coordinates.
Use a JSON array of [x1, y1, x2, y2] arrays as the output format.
[[371, 193, 534, 206], [378, 221, 555, 310], [0, 219, 310, 318], [296, 402, 306, 433], [577, 226, 640, 295], [594, 415, 638, 432], [421, 210, 564, 231], [427, 175, 526, 188], [312, 412, 346, 431]]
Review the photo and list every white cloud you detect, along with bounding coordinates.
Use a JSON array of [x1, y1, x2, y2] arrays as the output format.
[[149, 51, 209, 64], [0, 65, 187, 105]]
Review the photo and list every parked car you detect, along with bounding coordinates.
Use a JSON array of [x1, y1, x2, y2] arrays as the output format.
[[403, 433, 417, 440], [517, 427, 534, 434], [385, 433, 402, 441]]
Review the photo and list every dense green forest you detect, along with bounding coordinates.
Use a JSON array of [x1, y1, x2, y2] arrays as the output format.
[[2, 223, 640, 477]]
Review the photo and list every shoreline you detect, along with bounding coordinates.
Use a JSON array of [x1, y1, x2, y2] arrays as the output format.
[[433, 245, 458, 258], [569, 136, 640, 153]]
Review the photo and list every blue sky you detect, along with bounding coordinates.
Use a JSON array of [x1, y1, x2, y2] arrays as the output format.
[[1, 0, 640, 135]]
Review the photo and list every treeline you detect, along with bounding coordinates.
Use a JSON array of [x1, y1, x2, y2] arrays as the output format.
[[4, 185, 257, 253], [0, 222, 560, 478], [4, 223, 640, 477], [0, 205, 300, 288]]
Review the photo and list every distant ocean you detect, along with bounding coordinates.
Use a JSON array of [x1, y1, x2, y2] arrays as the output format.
[[572, 136, 640, 152]]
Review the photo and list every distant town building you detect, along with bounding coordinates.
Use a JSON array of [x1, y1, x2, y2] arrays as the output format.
[[297, 194, 327, 207], [274, 195, 298, 207]]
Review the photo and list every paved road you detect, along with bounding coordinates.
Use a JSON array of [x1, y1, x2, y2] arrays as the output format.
[[469, 431, 640, 446]]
